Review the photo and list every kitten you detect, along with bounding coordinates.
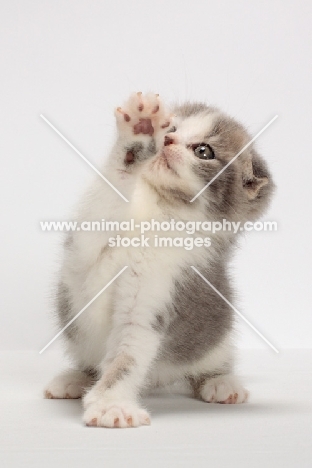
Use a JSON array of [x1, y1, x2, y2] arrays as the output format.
[[44, 92, 274, 428]]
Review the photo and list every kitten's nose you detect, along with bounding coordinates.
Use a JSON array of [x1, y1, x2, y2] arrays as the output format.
[[164, 135, 174, 146]]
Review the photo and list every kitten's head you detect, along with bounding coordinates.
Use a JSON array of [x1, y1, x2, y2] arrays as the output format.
[[143, 103, 274, 222]]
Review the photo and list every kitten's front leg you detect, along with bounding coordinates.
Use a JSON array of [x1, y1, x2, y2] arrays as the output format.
[[82, 322, 161, 428]]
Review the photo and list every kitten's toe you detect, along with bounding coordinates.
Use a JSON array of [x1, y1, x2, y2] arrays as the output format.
[[44, 370, 93, 399], [136, 91, 144, 112], [199, 375, 248, 404], [116, 107, 131, 122]]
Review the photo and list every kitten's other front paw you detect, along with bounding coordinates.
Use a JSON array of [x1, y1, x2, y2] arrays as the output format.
[[200, 375, 249, 404], [83, 396, 151, 428], [115, 92, 173, 140]]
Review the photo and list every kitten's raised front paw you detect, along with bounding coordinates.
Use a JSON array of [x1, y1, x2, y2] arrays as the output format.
[[200, 375, 249, 404], [115, 92, 173, 140], [44, 370, 92, 399], [83, 398, 151, 428]]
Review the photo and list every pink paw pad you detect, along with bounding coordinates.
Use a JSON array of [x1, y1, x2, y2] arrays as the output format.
[[133, 118, 154, 136]]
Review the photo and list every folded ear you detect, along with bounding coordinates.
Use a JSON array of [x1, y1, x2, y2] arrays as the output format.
[[242, 157, 269, 200]]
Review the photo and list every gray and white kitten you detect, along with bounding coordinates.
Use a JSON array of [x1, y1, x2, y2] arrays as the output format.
[[44, 92, 273, 428]]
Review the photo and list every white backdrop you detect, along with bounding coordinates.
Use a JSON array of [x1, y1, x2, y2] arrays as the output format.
[[1, 0, 311, 352]]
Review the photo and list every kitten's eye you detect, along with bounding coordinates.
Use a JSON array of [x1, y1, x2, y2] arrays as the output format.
[[193, 143, 215, 160]]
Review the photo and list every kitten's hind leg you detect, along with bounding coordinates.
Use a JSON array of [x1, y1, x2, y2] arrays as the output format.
[[44, 368, 97, 399], [189, 374, 249, 404]]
